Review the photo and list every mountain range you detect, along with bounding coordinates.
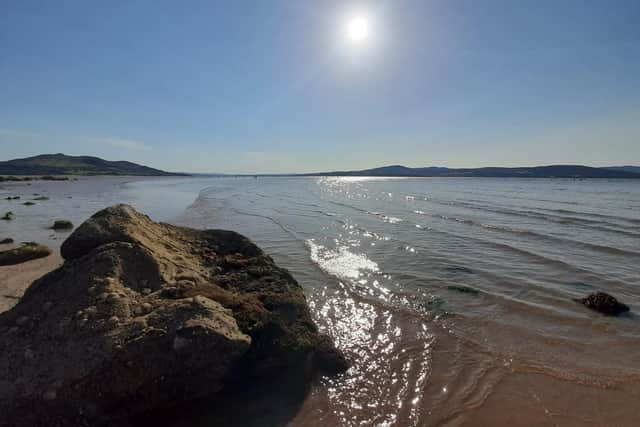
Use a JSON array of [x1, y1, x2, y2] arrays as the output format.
[[1, 155, 639, 178], [308, 164, 640, 179]]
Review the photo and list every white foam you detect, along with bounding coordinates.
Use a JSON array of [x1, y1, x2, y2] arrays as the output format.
[[307, 239, 379, 280]]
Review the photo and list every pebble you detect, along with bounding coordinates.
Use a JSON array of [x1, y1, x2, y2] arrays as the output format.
[[106, 293, 120, 303], [141, 288, 152, 295], [42, 301, 53, 312], [96, 292, 110, 302]]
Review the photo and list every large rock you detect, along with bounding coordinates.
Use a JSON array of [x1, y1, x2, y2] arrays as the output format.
[[0, 205, 347, 426]]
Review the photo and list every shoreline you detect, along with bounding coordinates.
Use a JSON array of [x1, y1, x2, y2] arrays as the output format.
[[2, 176, 639, 426], [0, 251, 62, 313]]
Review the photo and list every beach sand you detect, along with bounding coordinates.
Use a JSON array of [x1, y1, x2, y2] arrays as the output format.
[[0, 251, 62, 312]]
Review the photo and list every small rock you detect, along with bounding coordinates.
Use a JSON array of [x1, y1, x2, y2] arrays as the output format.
[[141, 287, 152, 295], [1, 211, 15, 221], [41, 301, 53, 312], [96, 292, 110, 302], [447, 285, 480, 295], [106, 293, 120, 303], [0, 242, 52, 266], [24, 348, 35, 360], [579, 292, 630, 316], [51, 220, 73, 230], [0, 238, 14, 244]]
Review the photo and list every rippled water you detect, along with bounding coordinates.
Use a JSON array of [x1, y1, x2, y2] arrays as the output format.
[[2, 176, 639, 425]]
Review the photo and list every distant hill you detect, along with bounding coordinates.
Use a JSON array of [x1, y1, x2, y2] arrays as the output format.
[[309, 165, 640, 179], [603, 166, 640, 175], [0, 154, 185, 176]]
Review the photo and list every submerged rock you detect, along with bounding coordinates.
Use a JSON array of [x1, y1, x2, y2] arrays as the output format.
[[0, 238, 14, 244], [0, 204, 347, 426], [51, 219, 73, 230], [579, 292, 630, 316], [0, 242, 51, 266], [447, 284, 480, 295], [1, 211, 15, 221]]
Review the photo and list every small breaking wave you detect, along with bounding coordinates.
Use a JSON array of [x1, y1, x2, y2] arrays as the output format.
[[306, 239, 380, 280]]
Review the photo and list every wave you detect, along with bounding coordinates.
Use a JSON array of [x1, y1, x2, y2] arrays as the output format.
[[418, 198, 640, 236], [420, 213, 640, 258]]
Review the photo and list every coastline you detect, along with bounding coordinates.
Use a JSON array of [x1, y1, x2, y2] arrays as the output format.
[[1, 176, 639, 426]]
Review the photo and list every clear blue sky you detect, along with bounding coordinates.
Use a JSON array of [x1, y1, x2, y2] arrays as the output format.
[[1, 0, 639, 173]]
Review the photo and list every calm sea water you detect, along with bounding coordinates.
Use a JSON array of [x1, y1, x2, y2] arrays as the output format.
[[2, 176, 639, 425]]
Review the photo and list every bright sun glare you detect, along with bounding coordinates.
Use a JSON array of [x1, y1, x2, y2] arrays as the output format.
[[346, 15, 370, 43]]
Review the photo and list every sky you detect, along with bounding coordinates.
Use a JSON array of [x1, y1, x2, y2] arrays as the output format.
[[1, 0, 639, 173]]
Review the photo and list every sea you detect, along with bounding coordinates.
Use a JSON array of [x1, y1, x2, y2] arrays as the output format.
[[1, 176, 639, 426]]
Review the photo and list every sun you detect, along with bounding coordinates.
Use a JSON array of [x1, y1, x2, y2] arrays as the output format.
[[346, 15, 370, 43]]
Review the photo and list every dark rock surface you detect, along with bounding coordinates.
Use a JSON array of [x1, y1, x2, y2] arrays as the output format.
[[0, 242, 51, 266], [0, 204, 347, 426], [0, 238, 14, 245], [579, 292, 630, 316]]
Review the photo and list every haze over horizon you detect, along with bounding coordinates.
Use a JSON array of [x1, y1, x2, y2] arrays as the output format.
[[2, 1, 639, 174]]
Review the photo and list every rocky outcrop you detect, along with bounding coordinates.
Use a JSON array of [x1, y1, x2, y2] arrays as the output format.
[[579, 292, 630, 316], [0, 242, 51, 266], [0, 205, 347, 426]]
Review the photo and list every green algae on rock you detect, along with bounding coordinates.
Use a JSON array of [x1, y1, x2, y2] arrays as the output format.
[[0, 242, 51, 266], [51, 219, 73, 230]]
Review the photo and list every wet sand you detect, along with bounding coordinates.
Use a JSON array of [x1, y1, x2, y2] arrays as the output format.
[[0, 252, 62, 312]]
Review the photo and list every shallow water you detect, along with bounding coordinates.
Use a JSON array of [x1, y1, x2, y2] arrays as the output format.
[[2, 176, 639, 425]]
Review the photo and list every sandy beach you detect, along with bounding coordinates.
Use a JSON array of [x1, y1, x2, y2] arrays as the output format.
[[0, 252, 62, 313]]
